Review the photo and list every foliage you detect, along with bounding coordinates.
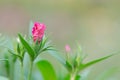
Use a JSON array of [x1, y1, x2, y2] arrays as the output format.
[[0, 21, 119, 80]]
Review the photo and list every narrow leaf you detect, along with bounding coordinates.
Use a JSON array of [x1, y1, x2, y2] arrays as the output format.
[[48, 51, 66, 67], [66, 61, 72, 72], [41, 36, 48, 48], [40, 46, 53, 53], [8, 49, 22, 61], [95, 67, 120, 80], [36, 60, 57, 80], [0, 59, 8, 61], [79, 54, 115, 71], [17, 43, 20, 54], [18, 34, 35, 60]]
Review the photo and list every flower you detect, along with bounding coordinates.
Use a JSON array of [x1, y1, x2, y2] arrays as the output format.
[[65, 44, 71, 52], [32, 22, 46, 43]]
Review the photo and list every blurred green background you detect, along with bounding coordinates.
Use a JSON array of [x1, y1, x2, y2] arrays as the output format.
[[0, 0, 120, 79]]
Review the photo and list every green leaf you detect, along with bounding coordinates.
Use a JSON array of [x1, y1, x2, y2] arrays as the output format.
[[36, 60, 57, 80], [95, 67, 120, 80], [0, 35, 7, 46], [66, 61, 72, 72], [64, 74, 70, 80], [8, 49, 22, 61], [0, 59, 8, 61], [75, 75, 81, 80], [39, 46, 53, 53], [17, 43, 20, 54], [48, 51, 66, 67], [79, 54, 115, 71], [41, 36, 48, 48], [64, 74, 81, 80], [38, 36, 49, 52], [18, 34, 35, 60], [29, 21, 34, 36]]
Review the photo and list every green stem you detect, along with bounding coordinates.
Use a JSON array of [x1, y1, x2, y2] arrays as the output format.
[[10, 62, 14, 80], [21, 62, 24, 80], [28, 60, 33, 80], [70, 73, 76, 80], [70, 68, 78, 80]]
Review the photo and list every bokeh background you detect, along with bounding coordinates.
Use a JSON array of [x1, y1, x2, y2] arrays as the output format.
[[0, 0, 120, 79]]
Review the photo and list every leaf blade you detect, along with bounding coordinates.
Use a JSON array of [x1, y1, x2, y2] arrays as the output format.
[[79, 54, 115, 71], [18, 34, 35, 60], [36, 60, 57, 80], [48, 51, 66, 67]]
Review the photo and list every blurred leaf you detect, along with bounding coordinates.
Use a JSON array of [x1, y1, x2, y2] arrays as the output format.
[[66, 61, 72, 72], [18, 34, 35, 60], [77, 44, 82, 54], [64, 74, 70, 80], [17, 43, 20, 54], [29, 21, 34, 36], [41, 36, 48, 48], [0, 76, 8, 80], [48, 51, 66, 67], [8, 49, 22, 61], [74, 55, 80, 68], [4, 54, 10, 78], [0, 59, 8, 61], [79, 54, 115, 71], [39, 46, 53, 53], [95, 67, 120, 80], [80, 69, 91, 80], [37, 36, 51, 53], [64, 74, 81, 80], [75, 75, 81, 80], [36, 60, 57, 80], [0, 35, 7, 46]]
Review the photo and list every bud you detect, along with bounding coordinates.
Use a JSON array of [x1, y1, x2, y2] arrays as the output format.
[[65, 44, 71, 53], [32, 22, 46, 43]]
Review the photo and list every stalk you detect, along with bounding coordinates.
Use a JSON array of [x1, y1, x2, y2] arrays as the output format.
[[28, 60, 33, 80], [70, 73, 76, 80], [21, 62, 24, 80]]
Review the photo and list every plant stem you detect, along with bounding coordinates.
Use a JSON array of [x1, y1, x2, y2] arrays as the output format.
[[28, 60, 33, 80], [70, 68, 78, 80], [10, 62, 14, 80], [70, 73, 75, 80], [21, 62, 24, 80]]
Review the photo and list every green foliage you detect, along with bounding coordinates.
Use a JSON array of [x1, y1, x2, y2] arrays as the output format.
[[18, 34, 35, 61], [48, 50, 66, 67], [34, 36, 53, 56], [66, 60, 73, 72], [95, 67, 120, 80], [0, 21, 119, 80], [0, 34, 7, 46], [36, 60, 57, 80], [8, 49, 22, 62], [0, 59, 8, 61], [79, 54, 115, 71], [54, 45, 117, 80]]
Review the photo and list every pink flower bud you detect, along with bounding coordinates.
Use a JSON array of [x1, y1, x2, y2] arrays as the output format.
[[65, 44, 71, 52], [32, 22, 46, 43]]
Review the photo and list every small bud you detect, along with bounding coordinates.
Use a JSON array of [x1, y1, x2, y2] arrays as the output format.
[[65, 44, 71, 53]]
